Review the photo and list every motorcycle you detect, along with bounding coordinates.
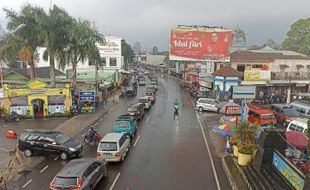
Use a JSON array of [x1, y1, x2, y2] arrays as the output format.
[[83, 132, 102, 145], [4, 112, 20, 122], [174, 105, 179, 115], [71, 104, 79, 115]]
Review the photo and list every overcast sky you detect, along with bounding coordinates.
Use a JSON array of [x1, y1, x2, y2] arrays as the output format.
[[1, 0, 310, 51]]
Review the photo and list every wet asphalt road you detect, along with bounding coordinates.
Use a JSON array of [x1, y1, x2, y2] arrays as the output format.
[[8, 76, 231, 190]]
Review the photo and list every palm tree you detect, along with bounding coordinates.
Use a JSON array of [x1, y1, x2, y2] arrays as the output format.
[[37, 5, 73, 87], [65, 19, 104, 91], [2, 4, 44, 79]]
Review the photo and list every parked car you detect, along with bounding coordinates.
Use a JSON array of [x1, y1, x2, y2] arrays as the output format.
[[49, 158, 107, 190], [286, 119, 308, 134], [270, 104, 303, 126], [18, 130, 83, 160], [196, 98, 219, 112], [125, 103, 145, 121], [139, 97, 152, 110], [96, 133, 130, 162], [113, 115, 138, 138], [289, 100, 310, 118], [247, 105, 277, 128], [145, 90, 156, 103]]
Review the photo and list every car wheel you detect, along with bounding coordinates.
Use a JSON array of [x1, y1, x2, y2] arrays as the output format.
[[199, 107, 203, 112], [60, 152, 68, 160], [24, 149, 32, 157]]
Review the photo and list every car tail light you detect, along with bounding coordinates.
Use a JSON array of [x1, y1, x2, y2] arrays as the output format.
[[77, 177, 82, 188], [49, 178, 56, 190], [115, 152, 120, 157], [137, 111, 140, 114], [96, 152, 101, 157]]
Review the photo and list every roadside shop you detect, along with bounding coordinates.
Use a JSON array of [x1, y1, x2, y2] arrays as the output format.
[[2, 80, 72, 118]]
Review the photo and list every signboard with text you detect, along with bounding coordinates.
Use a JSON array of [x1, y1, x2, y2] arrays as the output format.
[[169, 27, 232, 61], [272, 150, 305, 190], [244, 70, 271, 81], [97, 36, 121, 57]]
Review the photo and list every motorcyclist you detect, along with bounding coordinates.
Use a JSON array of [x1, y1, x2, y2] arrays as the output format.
[[173, 98, 180, 113], [88, 126, 97, 142]]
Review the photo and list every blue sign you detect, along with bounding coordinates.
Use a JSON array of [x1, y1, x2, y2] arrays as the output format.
[[272, 150, 305, 190], [79, 92, 95, 102]]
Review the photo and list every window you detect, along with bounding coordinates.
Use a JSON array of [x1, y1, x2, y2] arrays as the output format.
[[119, 135, 126, 147], [289, 124, 297, 131], [99, 142, 117, 151], [299, 108, 306, 114], [101, 58, 106, 66], [110, 58, 117, 66], [53, 177, 77, 187], [237, 65, 245, 72], [252, 65, 262, 69], [89, 60, 95, 66], [296, 126, 304, 132]]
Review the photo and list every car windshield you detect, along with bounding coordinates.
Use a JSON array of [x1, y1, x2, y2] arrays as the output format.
[[127, 107, 138, 112], [53, 177, 77, 187], [55, 134, 70, 144], [99, 142, 117, 151], [283, 109, 300, 117], [115, 121, 130, 128], [261, 114, 275, 120]]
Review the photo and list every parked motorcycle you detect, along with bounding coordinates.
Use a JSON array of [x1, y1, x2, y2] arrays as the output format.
[[83, 132, 102, 145], [71, 104, 79, 115], [4, 112, 20, 122]]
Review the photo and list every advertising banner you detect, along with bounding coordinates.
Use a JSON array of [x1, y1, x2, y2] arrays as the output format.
[[97, 37, 121, 57], [244, 70, 271, 81], [169, 27, 232, 61], [272, 150, 305, 190]]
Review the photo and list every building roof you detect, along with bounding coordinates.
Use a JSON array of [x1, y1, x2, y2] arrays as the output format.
[[5, 66, 66, 79], [231, 50, 310, 62], [213, 66, 242, 77]]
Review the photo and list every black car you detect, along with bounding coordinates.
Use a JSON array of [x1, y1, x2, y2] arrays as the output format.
[[50, 158, 107, 190], [18, 130, 83, 160]]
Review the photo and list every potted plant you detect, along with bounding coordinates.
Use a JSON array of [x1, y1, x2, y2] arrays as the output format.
[[236, 121, 258, 166], [230, 133, 240, 157]]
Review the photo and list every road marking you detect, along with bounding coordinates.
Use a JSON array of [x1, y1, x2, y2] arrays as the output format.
[[54, 156, 59, 161], [146, 115, 150, 123], [39, 165, 49, 173], [109, 172, 121, 190], [0, 147, 10, 152], [196, 112, 221, 190], [22, 179, 32, 188], [133, 135, 141, 147]]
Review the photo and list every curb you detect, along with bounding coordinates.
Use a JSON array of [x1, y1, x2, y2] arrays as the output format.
[[222, 155, 239, 190]]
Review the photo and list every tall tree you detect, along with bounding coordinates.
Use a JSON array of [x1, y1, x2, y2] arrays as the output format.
[[152, 46, 159, 55], [65, 19, 103, 90], [37, 5, 73, 87], [282, 18, 310, 56], [2, 4, 44, 79], [122, 39, 134, 69], [233, 27, 246, 45]]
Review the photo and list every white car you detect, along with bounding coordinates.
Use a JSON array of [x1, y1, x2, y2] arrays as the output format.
[[196, 98, 219, 112], [139, 97, 152, 110]]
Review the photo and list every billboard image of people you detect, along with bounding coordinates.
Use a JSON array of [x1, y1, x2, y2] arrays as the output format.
[[169, 27, 232, 62]]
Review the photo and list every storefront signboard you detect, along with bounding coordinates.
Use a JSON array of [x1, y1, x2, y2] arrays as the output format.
[[225, 106, 241, 115], [169, 27, 232, 61], [232, 86, 256, 99], [79, 91, 96, 113], [272, 150, 305, 190], [79, 92, 95, 101], [27, 80, 47, 89], [244, 70, 271, 81]]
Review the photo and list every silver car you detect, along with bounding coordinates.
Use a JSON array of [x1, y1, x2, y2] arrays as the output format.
[[196, 98, 219, 112]]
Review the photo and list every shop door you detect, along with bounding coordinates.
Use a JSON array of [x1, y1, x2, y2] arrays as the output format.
[[32, 99, 44, 118]]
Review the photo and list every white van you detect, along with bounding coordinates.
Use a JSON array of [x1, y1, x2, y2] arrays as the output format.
[[96, 133, 130, 162], [289, 101, 310, 118], [286, 119, 308, 134]]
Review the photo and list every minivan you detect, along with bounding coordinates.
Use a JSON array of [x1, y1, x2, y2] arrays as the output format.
[[290, 101, 310, 118], [96, 133, 130, 162], [139, 97, 152, 110], [113, 115, 137, 138], [145, 90, 156, 103], [125, 103, 145, 121], [270, 104, 303, 126], [196, 98, 219, 112], [286, 119, 308, 134]]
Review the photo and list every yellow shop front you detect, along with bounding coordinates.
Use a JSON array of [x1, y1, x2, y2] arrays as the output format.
[[2, 80, 72, 118]]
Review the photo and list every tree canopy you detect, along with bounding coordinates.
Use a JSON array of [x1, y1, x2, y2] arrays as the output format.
[[282, 18, 310, 56], [232, 27, 246, 45]]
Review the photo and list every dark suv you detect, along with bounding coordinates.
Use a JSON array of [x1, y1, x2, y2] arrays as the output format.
[[18, 130, 83, 160], [50, 158, 107, 190], [125, 103, 145, 121], [270, 104, 302, 126]]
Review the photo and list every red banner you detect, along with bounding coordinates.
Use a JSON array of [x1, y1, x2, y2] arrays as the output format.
[[169, 28, 232, 61]]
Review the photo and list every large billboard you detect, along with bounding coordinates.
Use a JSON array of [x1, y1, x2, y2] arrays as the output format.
[[97, 36, 122, 57], [169, 27, 232, 61], [244, 70, 271, 81]]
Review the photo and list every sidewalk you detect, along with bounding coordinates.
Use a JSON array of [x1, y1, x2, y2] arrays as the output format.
[[0, 100, 118, 185]]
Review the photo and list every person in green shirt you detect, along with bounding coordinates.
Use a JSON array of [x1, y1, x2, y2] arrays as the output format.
[[173, 98, 180, 114]]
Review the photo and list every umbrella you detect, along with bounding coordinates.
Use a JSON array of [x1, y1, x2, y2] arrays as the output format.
[[219, 102, 241, 115], [285, 131, 308, 148], [220, 116, 241, 124], [212, 124, 232, 137]]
